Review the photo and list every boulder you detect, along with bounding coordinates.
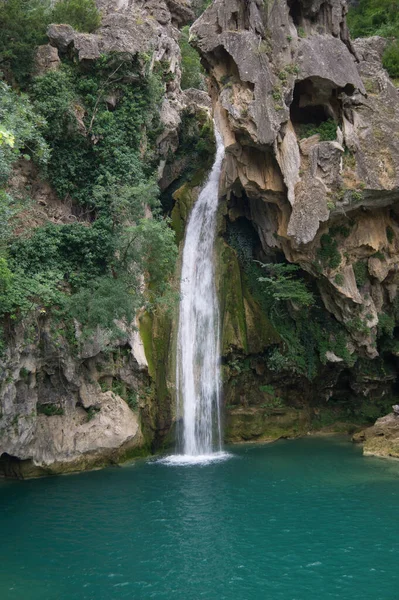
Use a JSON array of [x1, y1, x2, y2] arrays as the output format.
[[354, 413, 399, 459]]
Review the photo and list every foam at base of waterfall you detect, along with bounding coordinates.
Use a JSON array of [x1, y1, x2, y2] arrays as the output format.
[[157, 451, 232, 466]]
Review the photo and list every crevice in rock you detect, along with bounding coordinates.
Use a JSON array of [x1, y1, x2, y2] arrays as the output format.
[[0, 453, 44, 479], [229, 11, 239, 31], [287, 0, 302, 26]]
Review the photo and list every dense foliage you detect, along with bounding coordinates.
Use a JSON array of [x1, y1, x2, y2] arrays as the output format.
[[298, 119, 337, 142], [226, 219, 355, 380], [0, 0, 101, 84], [179, 26, 205, 90], [30, 56, 163, 208], [347, 0, 399, 78], [51, 0, 101, 33], [0, 81, 49, 183], [258, 263, 315, 307], [192, 0, 212, 18], [0, 49, 177, 347]]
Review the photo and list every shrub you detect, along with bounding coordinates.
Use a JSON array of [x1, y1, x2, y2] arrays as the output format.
[[0, 81, 50, 183], [298, 119, 337, 141], [348, 0, 399, 38], [37, 404, 64, 416], [179, 26, 205, 89], [32, 69, 77, 139], [383, 41, 399, 78], [377, 312, 395, 338], [316, 234, 341, 269], [0, 0, 51, 84], [0, 0, 100, 85], [348, 0, 399, 78], [334, 273, 344, 286], [353, 261, 368, 287], [258, 263, 315, 307], [31, 58, 164, 207], [51, 0, 101, 33]]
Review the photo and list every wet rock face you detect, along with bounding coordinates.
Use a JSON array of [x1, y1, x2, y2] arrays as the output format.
[[192, 0, 399, 359]]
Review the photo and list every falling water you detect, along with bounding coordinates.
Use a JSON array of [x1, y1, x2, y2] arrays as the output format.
[[163, 129, 230, 465]]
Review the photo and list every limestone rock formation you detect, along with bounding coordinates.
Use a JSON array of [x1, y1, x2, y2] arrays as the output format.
[[354, 413, 399, 459], [0, 319, 149, 477], [191, 0, 399, 359], [0, 0, 201, 477], [46, 0, 197, 172]]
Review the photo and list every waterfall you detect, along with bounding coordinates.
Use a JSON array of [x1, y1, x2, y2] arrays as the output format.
[[162, 128, 230, 465]]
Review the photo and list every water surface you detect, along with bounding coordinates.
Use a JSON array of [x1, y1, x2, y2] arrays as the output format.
[[1, 437, 398, 599]]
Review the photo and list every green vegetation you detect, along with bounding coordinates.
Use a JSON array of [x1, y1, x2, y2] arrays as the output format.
[[192, 0, 212, 18], [0, 81, 49, 183], [179, 26, 205, 90], [316, 233, 341, 269], [226, 219, 355, 380], [377, 312, 395, 338], [298, 119, 337, 142], [0, 49, 178, 347], [85, 406, 100, 421], [353, 261, 369, 287], [382, 42, 399, 78], [347, 0, 399, 78], [259, 385, 284, 409], [386, 225, 395, 244], [51, 0, 101, 33], [100, 377, 138, 410], [169, 109, 215, 187], [0, 0, 101, 85], [334, 273, 345, 286], [258, 263, 315, 307], [37, 404, 64, 416]]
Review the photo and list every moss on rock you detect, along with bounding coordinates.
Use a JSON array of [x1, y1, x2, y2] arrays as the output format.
[[171, 183, 197, 245], [225, 407, 310, 442], [217, 238, 280, 355], [139, 308, 174, 450]]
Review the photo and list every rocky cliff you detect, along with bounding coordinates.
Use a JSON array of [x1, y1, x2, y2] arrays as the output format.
[[187, 0, 399, 448], [0, 0, 204, 477]]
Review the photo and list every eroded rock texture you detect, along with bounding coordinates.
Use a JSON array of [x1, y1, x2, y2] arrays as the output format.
[[191, 0, 399, 359], [0, 0, 199, 477], [0, 321, 148, 477], [354, 412, 399, 459], [44, 0, 199, 176]]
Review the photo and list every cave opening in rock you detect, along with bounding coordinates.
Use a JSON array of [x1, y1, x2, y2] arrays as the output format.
[[229, 11, 239, 31], [0, 452, 37, 479], [213, 45, 241, 85], [287, 0, 302, 26], [290, 78, 334, 126], [290, 78, 355, 132], [225, 216, 261, 263]]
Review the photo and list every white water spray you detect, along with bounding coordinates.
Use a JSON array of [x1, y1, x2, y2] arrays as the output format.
[[162, 129, 230, 465]]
